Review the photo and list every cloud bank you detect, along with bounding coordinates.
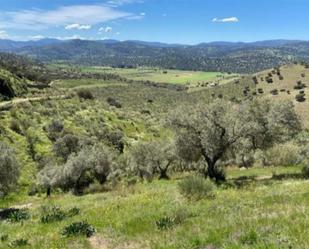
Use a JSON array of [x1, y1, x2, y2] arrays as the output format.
[[0, 4, 139, 30]]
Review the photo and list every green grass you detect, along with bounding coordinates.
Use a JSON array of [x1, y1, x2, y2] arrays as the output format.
[[52, 79, 128, 89], [1, 166, 308, 249], [79, 67, 238, 85]]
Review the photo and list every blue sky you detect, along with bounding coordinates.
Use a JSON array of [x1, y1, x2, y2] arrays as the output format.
[[0, 0, 308, 44]]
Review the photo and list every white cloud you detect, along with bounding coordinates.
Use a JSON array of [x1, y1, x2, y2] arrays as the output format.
[[54, 35, 86, 40], [28, 35, 45, 40], [98, 26, 113, 33], [0, 4, 134, 30], [212, 17, 239, 23], [126, 14, 145, 20], [116, 32, 121, 35], [65, 23, 92, 30], [0, 30, 8, 39], [105, 27, 113, 32], [106, 0, 144, 7]]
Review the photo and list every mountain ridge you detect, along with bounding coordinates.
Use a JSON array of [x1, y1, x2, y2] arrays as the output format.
[[1, 38, 309, 73]]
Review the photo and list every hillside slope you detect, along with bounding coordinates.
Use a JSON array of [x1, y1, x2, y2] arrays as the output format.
[[253, 63, 309, 127], [9, 39, 309, 73], [0, 69, 27, 100]]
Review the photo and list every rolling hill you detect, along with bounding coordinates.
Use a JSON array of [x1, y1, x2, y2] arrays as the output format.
[[1, 39, 309, 73]]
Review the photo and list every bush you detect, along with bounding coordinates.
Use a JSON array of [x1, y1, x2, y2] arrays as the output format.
[[40, 206, 66, 223], [10, 118, 22, 134], [266, 143, 302, 166], [0, 233, 8, 242], [302, 165, 309, 179], [62, 221, 95, 238], [156, 216, 175, 230], [9, 238, 29, 247], [0, 142, 20, 197], [107, 97, 122, 108], [270, 89, 279, 95], [240, 229, 259, 245], [8, 209, 30, 223], [45, 119, 64, 141], [295, 93, 306, 102], [178, 176, 216, 200], [67, 207, 81, 217], [40, 205, 80, 223], [77, 89, 94, 100], [53, 134, 80, 161]]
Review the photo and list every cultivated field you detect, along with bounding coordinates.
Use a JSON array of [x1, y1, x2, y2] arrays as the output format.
[[79, 67, 239, 86]]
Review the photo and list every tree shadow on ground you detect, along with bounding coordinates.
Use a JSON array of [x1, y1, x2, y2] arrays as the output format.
[[225, 172, 305, 189]]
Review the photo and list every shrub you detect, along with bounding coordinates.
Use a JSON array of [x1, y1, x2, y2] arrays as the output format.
[[67, 207, 80, 217], [8, 209, 30, 223], [45, 119, 64, 141], [266, 143, 302, 166], [156, 216, 175, 230], [173, 207, 191, 225], [257, 88, 264, 94], [240, 229, 259, 245], [40, 205, 80, 223], [270, 89, 279, 95], [178, 176, 216, 200], [0, 142, 20, 197], [0, 208, 19, 220], [53, 134, 80, 161], [62, 221, 95, 238], [107, 97, 122, 108], [40, 206, 66, 223], [294, 81, 306, 90], [77, 89, 94, 100], [105, 129, 125, 153], [9, 238, 29, 247], [10, 118, 22, 134], [0, 233, 8, 242], [302, 165, 309, 179], [266, 77, 273, 83], [296, 93, 306, 102]]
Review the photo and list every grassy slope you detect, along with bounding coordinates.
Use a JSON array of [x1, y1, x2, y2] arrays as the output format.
[[1, 64, 309, 248], [0, 166, 308, 249], [254, 64, 309, 127]]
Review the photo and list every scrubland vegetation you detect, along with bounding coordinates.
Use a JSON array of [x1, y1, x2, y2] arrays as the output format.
[[0, 54, 309, 248]]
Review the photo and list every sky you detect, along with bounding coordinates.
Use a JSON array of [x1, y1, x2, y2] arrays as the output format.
[[0, 0, 308, 44]]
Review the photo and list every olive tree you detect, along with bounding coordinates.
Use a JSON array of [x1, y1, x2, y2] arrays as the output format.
[[0, 142, 20, 197], [37, 162, 59, 197], [56, 145, 115, 194], [170, 99, 300, 181], [53, 134, 80, 161], [131, 140, 176, 180]]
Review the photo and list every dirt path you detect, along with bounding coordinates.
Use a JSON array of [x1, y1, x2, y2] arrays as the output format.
[[89, 236, 109, 249], [89, 236, 147, 249], [0, 95, 68, 111]]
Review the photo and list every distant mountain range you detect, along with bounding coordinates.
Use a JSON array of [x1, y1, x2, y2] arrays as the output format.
[[1, 38, 309, 73]]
